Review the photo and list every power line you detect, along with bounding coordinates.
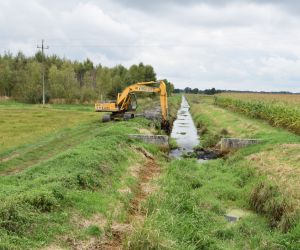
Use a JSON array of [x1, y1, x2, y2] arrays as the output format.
[[37, 39, 49, 106]]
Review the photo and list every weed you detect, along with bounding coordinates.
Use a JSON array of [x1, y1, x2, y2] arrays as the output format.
[[124, 220, 175, 250], [24, 191, 59, 212], [250, 181, 297, 232], [85, 225, 103, 237], [52, 186, 66, 201], [220, 128, 229, 135], [0, 200, 32, 234], [168, 138, 179, 150], [76, 172, 102, 190], [214, 227, 234, 240]]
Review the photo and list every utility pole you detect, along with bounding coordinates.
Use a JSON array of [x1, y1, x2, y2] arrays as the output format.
[[37, 39, 49, 106]]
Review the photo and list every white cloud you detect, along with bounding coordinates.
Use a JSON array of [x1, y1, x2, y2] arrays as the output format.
[[0, 0, 300, 92]]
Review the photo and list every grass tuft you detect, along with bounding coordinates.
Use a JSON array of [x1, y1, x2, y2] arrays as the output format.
[[250, 181, 297, 232]]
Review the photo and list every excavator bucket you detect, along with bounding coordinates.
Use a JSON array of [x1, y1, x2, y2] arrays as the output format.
[[161, 120, 171, 134]]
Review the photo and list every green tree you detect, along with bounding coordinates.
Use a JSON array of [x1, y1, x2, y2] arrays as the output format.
[[95, 66, 112, 99], [144, 65, 156, 81], [61, 62, 79, 101], [48, 65, 64, 98], [49, 62, 79, 102], [161, 79, 174, 96], [0, 59, 13, 96], [0, 50, 159, 104], [15, 61, 42, 103]]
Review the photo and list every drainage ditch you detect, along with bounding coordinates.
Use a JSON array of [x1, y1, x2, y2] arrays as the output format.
[[169, 96, 199, 158], [169, 96, 221, 161]]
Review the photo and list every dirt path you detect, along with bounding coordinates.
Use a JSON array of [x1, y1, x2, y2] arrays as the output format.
[[101, 150, 160, 250]]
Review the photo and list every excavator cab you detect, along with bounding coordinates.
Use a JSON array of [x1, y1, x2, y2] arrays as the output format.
[[127, 93, 137, 111]]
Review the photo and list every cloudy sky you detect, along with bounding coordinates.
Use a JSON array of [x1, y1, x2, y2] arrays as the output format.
[[1, 0, 300, 92]]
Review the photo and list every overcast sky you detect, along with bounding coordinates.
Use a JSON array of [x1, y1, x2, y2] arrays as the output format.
[[1, 0, 300, 92]]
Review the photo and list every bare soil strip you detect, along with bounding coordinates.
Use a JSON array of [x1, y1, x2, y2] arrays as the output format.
[[101, 150, 160, 250]]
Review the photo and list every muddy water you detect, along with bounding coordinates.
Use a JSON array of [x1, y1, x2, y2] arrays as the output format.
[[170, 96, 199, 158]]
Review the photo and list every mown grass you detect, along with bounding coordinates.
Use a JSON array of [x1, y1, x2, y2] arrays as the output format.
[[0, 101, 98, 152], [0, 121, 101, 174], [126, 94, 300, 249]]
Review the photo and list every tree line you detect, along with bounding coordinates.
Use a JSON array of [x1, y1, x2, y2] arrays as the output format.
[[174, 87, 299, 95], [0, 51, 174, 103], [174, 87, 222, 95]]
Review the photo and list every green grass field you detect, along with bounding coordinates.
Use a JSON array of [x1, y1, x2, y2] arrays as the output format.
[[1, 95, 300, 249], [0, 101, 98, 153]]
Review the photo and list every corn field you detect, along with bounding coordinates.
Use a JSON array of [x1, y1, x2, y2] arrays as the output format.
[[215, 94, 300, 135], [218, 93, 300, 106]]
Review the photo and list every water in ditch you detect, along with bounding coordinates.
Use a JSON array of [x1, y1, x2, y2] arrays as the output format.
[[169, 96, 200, 158]]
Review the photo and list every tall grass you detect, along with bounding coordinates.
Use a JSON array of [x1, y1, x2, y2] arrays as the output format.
[[219, 93, 300, 106], [215, 96, 300, 134]]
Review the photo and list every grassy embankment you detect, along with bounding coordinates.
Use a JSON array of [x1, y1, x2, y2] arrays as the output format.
[[0, 96, 181, 249], [126, 94, 300, 249]]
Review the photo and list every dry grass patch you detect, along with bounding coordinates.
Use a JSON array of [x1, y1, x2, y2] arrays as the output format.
[[72, 213, 108, 230], [247, 143, 300, 204]]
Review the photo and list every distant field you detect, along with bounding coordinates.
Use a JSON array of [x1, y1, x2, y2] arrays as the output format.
[[0, 101, 99, 153], [219, 92, 300, 106], [215, 93, 300, 134]]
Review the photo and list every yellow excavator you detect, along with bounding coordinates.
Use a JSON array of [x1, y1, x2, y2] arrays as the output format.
[[95, 80, 170, 131]]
